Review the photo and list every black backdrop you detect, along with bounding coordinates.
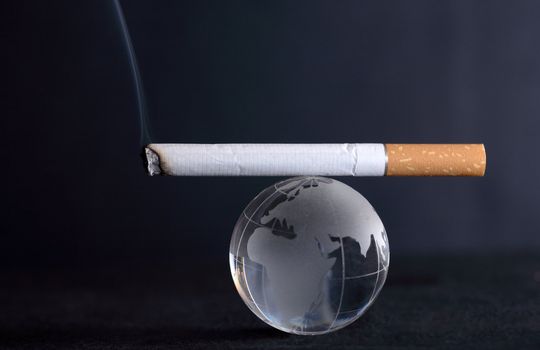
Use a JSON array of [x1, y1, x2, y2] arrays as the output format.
[[3, 0, 540, 271]]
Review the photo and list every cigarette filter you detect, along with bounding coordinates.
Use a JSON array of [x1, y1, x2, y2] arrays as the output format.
[[144, 143, 486, 177]]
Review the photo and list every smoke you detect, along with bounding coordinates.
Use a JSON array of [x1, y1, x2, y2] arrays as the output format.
[[112, 0, 151, 145]]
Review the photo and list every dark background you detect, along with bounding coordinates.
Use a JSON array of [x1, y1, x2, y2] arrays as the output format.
[[2, 0, 540, 348]]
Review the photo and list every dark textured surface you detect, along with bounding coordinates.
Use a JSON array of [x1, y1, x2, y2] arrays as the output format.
[[1, 254, 539, 349]]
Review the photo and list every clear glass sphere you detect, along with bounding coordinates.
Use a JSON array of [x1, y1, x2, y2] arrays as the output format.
[[229, 177, 389, 335]]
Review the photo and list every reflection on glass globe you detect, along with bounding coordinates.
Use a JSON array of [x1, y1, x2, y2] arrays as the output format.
[[229, 177, 389, 335]]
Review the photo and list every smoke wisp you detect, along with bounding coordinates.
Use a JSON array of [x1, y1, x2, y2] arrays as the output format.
[[113, 0, 151, 145]]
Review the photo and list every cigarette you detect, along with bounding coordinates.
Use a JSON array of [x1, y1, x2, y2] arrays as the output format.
[[144, 143, 486, 177]]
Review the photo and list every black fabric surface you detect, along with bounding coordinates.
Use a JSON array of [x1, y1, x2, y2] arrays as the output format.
[[1, 254, 539, 349]]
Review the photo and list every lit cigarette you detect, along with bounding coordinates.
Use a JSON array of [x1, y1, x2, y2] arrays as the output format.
[[144, 143, 486, 177]]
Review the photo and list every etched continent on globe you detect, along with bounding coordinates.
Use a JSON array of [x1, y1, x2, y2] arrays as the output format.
[[230, 177, 389, 335]]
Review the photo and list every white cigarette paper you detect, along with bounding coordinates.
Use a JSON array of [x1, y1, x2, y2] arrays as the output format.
[[145, 143, 386, 176]]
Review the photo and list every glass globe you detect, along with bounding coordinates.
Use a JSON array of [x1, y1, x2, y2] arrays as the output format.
[[229, 176, 389, 335]]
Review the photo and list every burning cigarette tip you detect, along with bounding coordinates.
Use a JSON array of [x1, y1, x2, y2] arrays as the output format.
[[144, 147, 161, 176]]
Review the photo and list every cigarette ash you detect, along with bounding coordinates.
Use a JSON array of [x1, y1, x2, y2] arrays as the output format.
[[144, 148, 161, 176]]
